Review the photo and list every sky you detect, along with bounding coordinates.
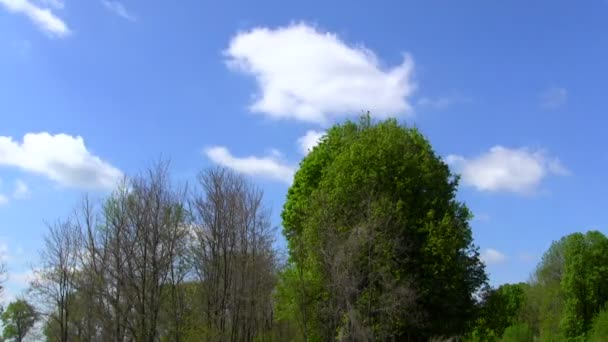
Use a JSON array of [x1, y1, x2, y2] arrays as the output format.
[[1, 0, 608, 303]]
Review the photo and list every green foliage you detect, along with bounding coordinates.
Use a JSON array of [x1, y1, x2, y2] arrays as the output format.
[[522, 238, 568, 339], [496, 231, 608, 341], [500, 323, 533, 342], [558, 231, 608, 338], [588, 307, 608, 342], [279, 115, 487, 340], [1, 299, 38, 342]]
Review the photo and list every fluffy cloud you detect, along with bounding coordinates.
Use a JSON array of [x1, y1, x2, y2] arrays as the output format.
[[205, 146, 294, 184], [101, 0, 136, 21], [0, 0, 70, 37], [447, 146, 569, 194], [0, 132, 122, 190], [481, 248, 507, 265], [225, 23, 415, 124], [540, 86, 568, 110], [297, 130, 324, 155], [0, 194, 8, 205]]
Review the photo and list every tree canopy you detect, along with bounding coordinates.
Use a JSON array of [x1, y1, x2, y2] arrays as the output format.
[[1, 299, 39, 342], [279, 116, 487, 340]]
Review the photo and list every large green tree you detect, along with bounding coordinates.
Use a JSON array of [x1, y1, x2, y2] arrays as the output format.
[[278, 116, 487, 340], [1, 299, 39, 342]]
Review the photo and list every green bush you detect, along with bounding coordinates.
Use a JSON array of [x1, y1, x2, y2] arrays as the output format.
[[588, 308, 608, 342]]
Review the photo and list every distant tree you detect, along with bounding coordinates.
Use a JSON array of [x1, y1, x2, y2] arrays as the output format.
[[279, 116, 487, 340], [468, 283, 528, 340], [518, 236, 569, 339], [1, 299, 39, 342], [560, 231, 608, 338]]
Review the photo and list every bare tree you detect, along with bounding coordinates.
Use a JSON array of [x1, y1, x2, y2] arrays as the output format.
[[191, 167, 277, 342], [29, 164, 280, 341], [117, 163, 188, 342], [31, 219, 81, 342]]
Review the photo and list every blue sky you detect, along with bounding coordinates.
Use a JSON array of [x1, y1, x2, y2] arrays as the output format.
[[1, 0, 607, 302]]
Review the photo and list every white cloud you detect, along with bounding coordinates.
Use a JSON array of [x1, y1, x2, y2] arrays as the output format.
[[0, 194, 7, 205], [101, 0, 136, 21], [0, 132, 122, 190], [481, 248, 507, 265], [225, 23, 415, 124], [417, 95, 471, 110], [447, 146, 569, 194], [540, 86, 568, 109], [297, 130, 324, 155], [0, 0, 70, 37], [205, 146, 294, 184], [13, 179, 29, 199]]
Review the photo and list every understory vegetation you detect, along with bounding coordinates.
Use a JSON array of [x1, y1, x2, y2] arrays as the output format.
[[0, 116, 605, 341]]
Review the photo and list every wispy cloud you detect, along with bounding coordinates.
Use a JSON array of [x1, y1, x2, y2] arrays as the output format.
[[0, 0, 70, 37], [13, 179, 29, 199], [101, 0, 136, 21], [204, 146, 295, 184], [225, 23, 415, 124], [38, 0, 64, 9], [539, 86, 568, 110], [447, 146, 569, 194], [0, 194, 8, 206], [0, 132, 123, 190], [417, 95, 471, 110], [481, 248, 507, 265]]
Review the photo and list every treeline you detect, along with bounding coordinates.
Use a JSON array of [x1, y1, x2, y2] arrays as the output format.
[[466, 231, 608, 341], [3, 166, 289, 341], [0, 116, 605, 341]]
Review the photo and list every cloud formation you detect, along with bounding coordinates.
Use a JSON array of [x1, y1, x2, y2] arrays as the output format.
[[205, 146, 294, 184], [225, 23, 415, 124], [0, 0, 70, 37], [297, 130, 324, 155], [101, 0, 136, 21], [0, 133, 122, 190], [540, 86, 568, 109], [481, 248, 507, 265], [447, 146, 568, 194]]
